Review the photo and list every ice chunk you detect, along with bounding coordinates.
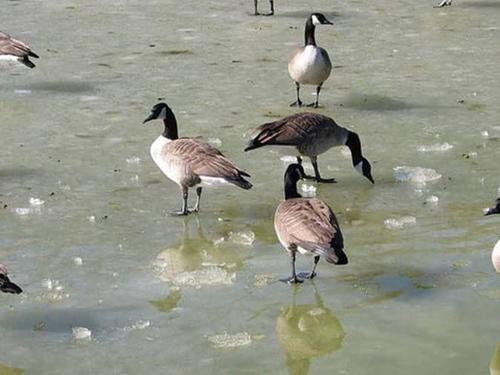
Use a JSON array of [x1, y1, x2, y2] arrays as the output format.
[[123, 320, 151, 332], [72, 327, 92, 341], [417, 143, 453, 152], [425, 195, 439, 205], [280, 155, 297, 163], [126, 156, 141, 164], [384, 216, 416, 230], [481, 130, 489, 138], [173, 267, 235, 288], [214, 230, 255, 247], [73, 257, 83, 266], [29, 198, 45, 206], [15, 208, 31, 216], [394, 166, 441, 185], [299, 183, 316, 197], [207, 332, 252, 348], [208, 137, 222, 147], [87, 216, 96, 223]]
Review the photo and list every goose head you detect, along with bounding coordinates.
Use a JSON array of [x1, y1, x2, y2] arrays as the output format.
[[0, 265, 22, 294], [310, 13, 333, 26], [354, 158, 375, 184], [484, 198, 500, 216], [143, 102, 174, 124]]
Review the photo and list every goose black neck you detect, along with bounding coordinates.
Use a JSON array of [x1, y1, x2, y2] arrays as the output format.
[[345, 131, 363, 166], [162, 109, 179, 140], [304, 18, 316, 46], [284, 174, 302, 200]]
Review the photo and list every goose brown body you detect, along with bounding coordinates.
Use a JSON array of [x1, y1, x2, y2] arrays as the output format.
[[0, 31, 39, 68]]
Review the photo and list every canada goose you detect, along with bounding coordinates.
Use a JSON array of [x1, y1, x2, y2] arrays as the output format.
[[434, 0, 452, 7], [0, 264, 22, 294], [288, 13, 333, 108], [274, 164, 348, 284], [254, 0, 274, 15], [245, 112, 374, 184], [0, 31, 39, 68], [485, 197, 500, 272], [142, 102, 252, 216]]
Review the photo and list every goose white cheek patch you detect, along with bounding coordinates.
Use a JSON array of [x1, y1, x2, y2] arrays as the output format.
[[159, 107, 167, 119], [312, 15, 321, 26]]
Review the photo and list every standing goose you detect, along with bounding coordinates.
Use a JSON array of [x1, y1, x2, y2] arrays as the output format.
[[485, 198, 500, 272], [274, 164, 348, 284], [245, 112, 374, 184], [0, 264, 22, 294], [434, 0, 452, 7], [288, 13, 333, 108], [143, 102, 252, 216], [254, 0, 274, 15], [0, 31, 39, 68]]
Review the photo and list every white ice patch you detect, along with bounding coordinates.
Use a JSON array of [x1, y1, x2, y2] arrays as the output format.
[[280, 155, 298, 163], [123, 320, 151, 332], [173, 267, 235, 288], [299, 182, 316, 197], [30, 197, 45, 206], [417, 143, 453, 152], [208, 137, 222, 147], [384, 216, 416, 230], [73, 257, 83, 266], [481, 130, 489, 138], [72, 327, 92, 341], [207, 332, 252, 349], [15, 208, 31, 216], [426, 195, 439, 205], [394, 166, 442, 185], [126, 156, 141, 164]]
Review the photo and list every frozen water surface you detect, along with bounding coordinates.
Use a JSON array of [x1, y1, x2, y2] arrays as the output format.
[[2, 0, 500, 374]]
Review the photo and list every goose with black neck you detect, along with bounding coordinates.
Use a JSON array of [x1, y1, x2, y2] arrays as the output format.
[[143, 102, 252, 216]]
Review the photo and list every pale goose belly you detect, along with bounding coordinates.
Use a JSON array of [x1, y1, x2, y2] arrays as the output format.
[[288, 46, 332, 85], [492, 239, 500, 272], [150, 136, 185, 186]]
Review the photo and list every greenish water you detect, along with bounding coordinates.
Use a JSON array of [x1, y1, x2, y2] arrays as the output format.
[[1, 0, 500, 374]]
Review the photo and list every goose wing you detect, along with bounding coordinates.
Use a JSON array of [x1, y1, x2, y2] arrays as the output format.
[[165, 138, 250, 181], [247, 113, 341, 149], [0, 32, 38, 58], [275, 198, 343, 254]]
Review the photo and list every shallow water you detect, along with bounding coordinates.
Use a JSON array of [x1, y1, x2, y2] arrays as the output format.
[[1, 0, 500, 374]]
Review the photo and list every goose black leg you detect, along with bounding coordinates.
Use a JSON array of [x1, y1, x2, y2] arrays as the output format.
[[282, 249, 303, 284], [254, 0, 259, 15], [171, 187, 189, 216], [306, 83, 323, 108], [303, 156, 337, 183], [290, 82, 303, 107], [192, 187, 202, 213], [306, 256, 320, 279], [267, 0, 274, 15]]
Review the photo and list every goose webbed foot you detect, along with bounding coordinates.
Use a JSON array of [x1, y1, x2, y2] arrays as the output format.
[[305, 102, 320, 108], [305, 271, 317, 279], [303, 174, 337, 183], [280, 276, 304, 284], [290, 100, 303, 107], [169, 209, 189, 216], [263, 11, 274, 16]]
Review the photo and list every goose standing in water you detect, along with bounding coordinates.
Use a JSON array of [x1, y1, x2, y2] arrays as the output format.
[[0, 264, 22, 294], [288, 13, 333, 108], [274, 164, 348, 284], [254, 0, 274, 15], [142, 102, 252, 216], [485, 198, 500, 272], [0, 31, 39, 68], [245, 112, 374, 184]]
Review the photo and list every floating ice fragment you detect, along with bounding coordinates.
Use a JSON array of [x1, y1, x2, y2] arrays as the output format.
[[72, 327, 92, 341], [73, 257, 83, 266], [299, 183, 316, 197], [228, 230, 255, 246], [88, 216, 96, 223], [417, 143, 453, 152], [208, 137, 222, 147], [174, 267, 235, 287], [384, 216, 416, 230], [29, 197, 45, 206], [126, 156, 141, 164], [481, 130, 489, 138], [15, 89, 32, 96], [393, 166, 441, 185], [425, 196, 439, 205], [15, 208, 31, 216], [207, 332, 252, 349], [280, 155, 297, 163], [123, 320, 151, 332]]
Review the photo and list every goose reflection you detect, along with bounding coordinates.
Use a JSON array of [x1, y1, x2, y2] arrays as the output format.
[[153, 216, 247, 288], [276, 284, 345, 375], [490, 344, 500, 375]]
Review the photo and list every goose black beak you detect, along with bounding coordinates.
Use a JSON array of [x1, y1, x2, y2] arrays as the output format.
[[142, 114, 155, 124], [366, 173, 375, 184], [484, 206, 500, 216], [324, 19, 333, 25]]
